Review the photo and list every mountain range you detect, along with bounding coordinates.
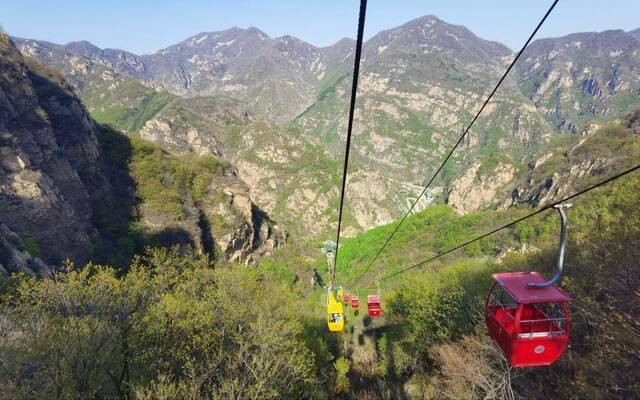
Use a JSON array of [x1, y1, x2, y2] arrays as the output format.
[[0, 34, 284, 274], [4, 15, 640, 272]]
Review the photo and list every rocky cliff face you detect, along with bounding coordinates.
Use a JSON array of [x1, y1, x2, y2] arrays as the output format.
[[126, 138, 287, 264], [447, 162, 515, 213], [0, 33, 114, 274], [0, 223, 50, 276], [503, 109, 640, 209], [515, 29, 640, 133], [203, 179, 287, 264], [137, 95, 251, 157]]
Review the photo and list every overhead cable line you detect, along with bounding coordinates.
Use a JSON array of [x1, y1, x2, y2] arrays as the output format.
[[349, 0, 560, 287], [377, 163, 640, 282], [332, 0, 368, 284]]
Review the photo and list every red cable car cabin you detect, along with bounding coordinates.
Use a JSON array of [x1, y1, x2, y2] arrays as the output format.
[[367, 294, 381, 317], [351, 295, 360, 309], [343, 293, 350, 303], [485, 272, 571, 367]]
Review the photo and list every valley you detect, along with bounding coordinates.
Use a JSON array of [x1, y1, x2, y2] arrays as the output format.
[[1, 8, 640, 399]]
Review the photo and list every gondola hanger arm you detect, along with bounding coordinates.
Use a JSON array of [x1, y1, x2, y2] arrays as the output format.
[[528, 203, 572, 289]]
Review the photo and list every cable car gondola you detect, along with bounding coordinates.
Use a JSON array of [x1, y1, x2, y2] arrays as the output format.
[[485, 272, 571, 367], [367, 294, 381, 317], [485, 204, 572, 367], [327, 288, 345, 332], [351, 295, 360, 309]]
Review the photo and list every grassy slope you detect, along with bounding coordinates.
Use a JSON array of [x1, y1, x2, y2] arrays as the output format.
[[93, 126, 232, 267], [128, 134, 226, 221], [82, 78, 177, 132]]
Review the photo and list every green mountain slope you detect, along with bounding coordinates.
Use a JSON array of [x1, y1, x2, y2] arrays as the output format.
[[332, 110, 639, 288], [83, 77, 177, 132], [95, 126, 286, 267]]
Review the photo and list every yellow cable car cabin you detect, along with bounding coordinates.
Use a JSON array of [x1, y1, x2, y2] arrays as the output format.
[[327, 290, 345, 332]]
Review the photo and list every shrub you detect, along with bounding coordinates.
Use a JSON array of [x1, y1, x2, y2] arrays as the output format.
[[20, 235, 39, 256], [0, 248, 323, 399]]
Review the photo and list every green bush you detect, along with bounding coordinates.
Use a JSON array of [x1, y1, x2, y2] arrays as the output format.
[[20, 235, 39, 256], [128, 135, 225, 222], [0, 248, 324, 399]]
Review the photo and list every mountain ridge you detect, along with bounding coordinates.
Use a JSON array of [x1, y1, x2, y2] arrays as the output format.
[[13, 20, 640, 64], [10, 16, 640, 238]]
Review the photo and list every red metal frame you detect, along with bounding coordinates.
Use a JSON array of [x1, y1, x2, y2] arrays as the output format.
[[492, 272, 572, 303], [367, 294, 381, 317], [343, 293, 350, 303], [351, 295, 360, 309], [485, 275, 571, 367]]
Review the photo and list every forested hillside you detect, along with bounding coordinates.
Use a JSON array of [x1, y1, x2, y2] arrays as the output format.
[[2, 114, 638, 398]]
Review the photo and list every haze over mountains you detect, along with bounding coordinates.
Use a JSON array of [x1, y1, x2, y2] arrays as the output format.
[[4, 15, 640, 271]]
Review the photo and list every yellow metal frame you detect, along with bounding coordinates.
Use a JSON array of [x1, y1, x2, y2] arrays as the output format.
[[327, 289, 345, 332]]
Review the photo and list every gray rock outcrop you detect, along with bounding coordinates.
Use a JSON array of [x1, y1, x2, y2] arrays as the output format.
[[0, 33, 114, 274]]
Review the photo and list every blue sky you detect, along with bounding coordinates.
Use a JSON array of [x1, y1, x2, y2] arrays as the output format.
[[1, 0, 638, 54]]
